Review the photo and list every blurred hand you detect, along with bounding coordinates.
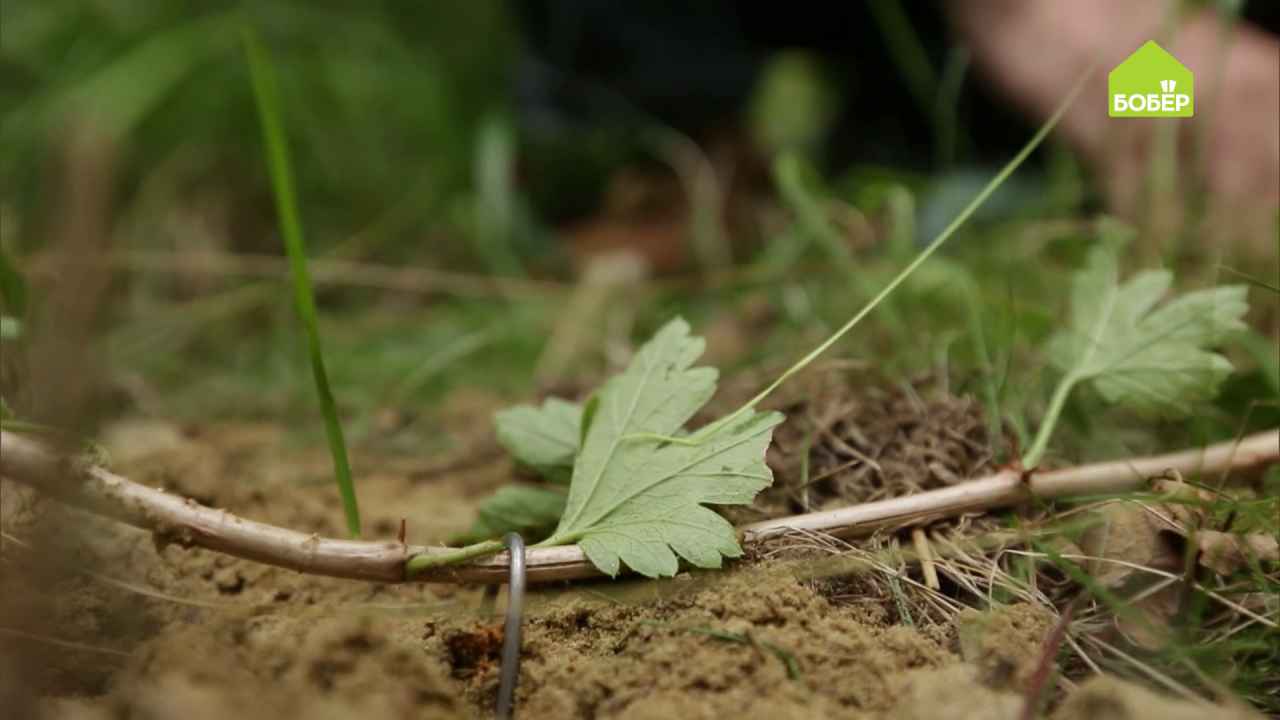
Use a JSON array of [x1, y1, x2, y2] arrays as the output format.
[[950, 0, 1279, 256]]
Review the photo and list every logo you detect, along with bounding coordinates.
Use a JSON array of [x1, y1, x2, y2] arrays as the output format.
[[1108, 41, 1194, 118]]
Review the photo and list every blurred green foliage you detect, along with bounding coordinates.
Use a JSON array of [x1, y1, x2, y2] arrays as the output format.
[[747, 51, 838, 161], [0, 5, 1273, 709], [0, 0, 1270, 467], [1, 0, 516, 257]]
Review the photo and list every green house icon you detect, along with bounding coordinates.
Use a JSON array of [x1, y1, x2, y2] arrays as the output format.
[[1108, 41, 1194, 118]]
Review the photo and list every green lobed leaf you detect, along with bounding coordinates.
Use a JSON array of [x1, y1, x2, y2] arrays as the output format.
[[540, 318, 783, 578], [462, 397, 581, 542], [494, 397, 582, 483], [452, 484, 567, 545], [1046, 240, 1249, 416]]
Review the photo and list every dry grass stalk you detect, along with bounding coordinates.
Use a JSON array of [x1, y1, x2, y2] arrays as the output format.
[[912, 527, 940, 590]]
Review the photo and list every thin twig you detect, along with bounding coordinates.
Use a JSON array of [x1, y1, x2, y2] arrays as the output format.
[[1, 429, 1275, 585]]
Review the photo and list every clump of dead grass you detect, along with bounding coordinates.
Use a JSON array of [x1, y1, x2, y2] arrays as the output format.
[[761, 371, 999, 518]]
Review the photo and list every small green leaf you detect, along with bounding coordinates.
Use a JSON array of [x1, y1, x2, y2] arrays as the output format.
[[452, 484, 567, 545], [244, 26, 360, 538], [1023, 228, 1249, 467], [1047, 244, 1248, 415], [468, 397, 580, 541], [494, 397, 581, 482], [540, 318, 783, 578]]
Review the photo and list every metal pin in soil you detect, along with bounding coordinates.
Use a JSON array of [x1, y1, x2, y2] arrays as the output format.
[[496, 532, 526, 720]]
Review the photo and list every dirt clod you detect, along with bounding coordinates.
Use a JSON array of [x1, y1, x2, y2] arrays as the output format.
[[957, 603, 1057, 691], [890, 664, 1023, 720]]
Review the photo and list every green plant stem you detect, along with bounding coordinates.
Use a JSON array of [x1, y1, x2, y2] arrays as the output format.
[[533, 529, 583, 548], [473, 115, 525, 277], [405, 539, 505, 576], [774, 153, 857, 275], [696, 64, 1097, 444], [1022, 373, 1079, 469], [243, 27, 361, 538], [934, 47, 970, 167]]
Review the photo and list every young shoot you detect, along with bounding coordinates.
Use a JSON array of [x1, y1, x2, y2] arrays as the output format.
[[1021, 224, 1248, 468]]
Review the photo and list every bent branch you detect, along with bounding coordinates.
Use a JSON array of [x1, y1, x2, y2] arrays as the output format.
[[2, 429, 1275, 585]]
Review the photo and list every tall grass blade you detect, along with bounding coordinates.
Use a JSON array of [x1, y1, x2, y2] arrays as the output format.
[[242, 27, 361, 537], [474, 115, 525, 277], [703, 65, 1097, 437], [867, 0, 937, 118]]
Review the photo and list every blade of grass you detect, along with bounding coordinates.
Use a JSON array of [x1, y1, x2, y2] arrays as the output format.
[[699, 63, 1097, 440], [473, 114, 525, 277], [773, 153, 857, 275], [773, 152, 908, 343], [0, 244, 28, 316], [1218, 265, 1280, 295], [44, 13, 236, 140], [934, 46, 970, 168], [645, 126, 732, 269], [867, 0, 937, 119], [242, 27, 361, 537]]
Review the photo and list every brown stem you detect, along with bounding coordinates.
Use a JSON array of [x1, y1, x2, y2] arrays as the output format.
[[1, 429, 1275, 585]]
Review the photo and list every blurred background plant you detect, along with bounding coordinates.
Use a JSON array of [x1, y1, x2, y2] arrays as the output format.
[[0, 0, 1275, 451]]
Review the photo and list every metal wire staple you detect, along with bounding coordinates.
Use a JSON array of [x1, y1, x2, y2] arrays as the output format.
[[496, 532, 526, 720]]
